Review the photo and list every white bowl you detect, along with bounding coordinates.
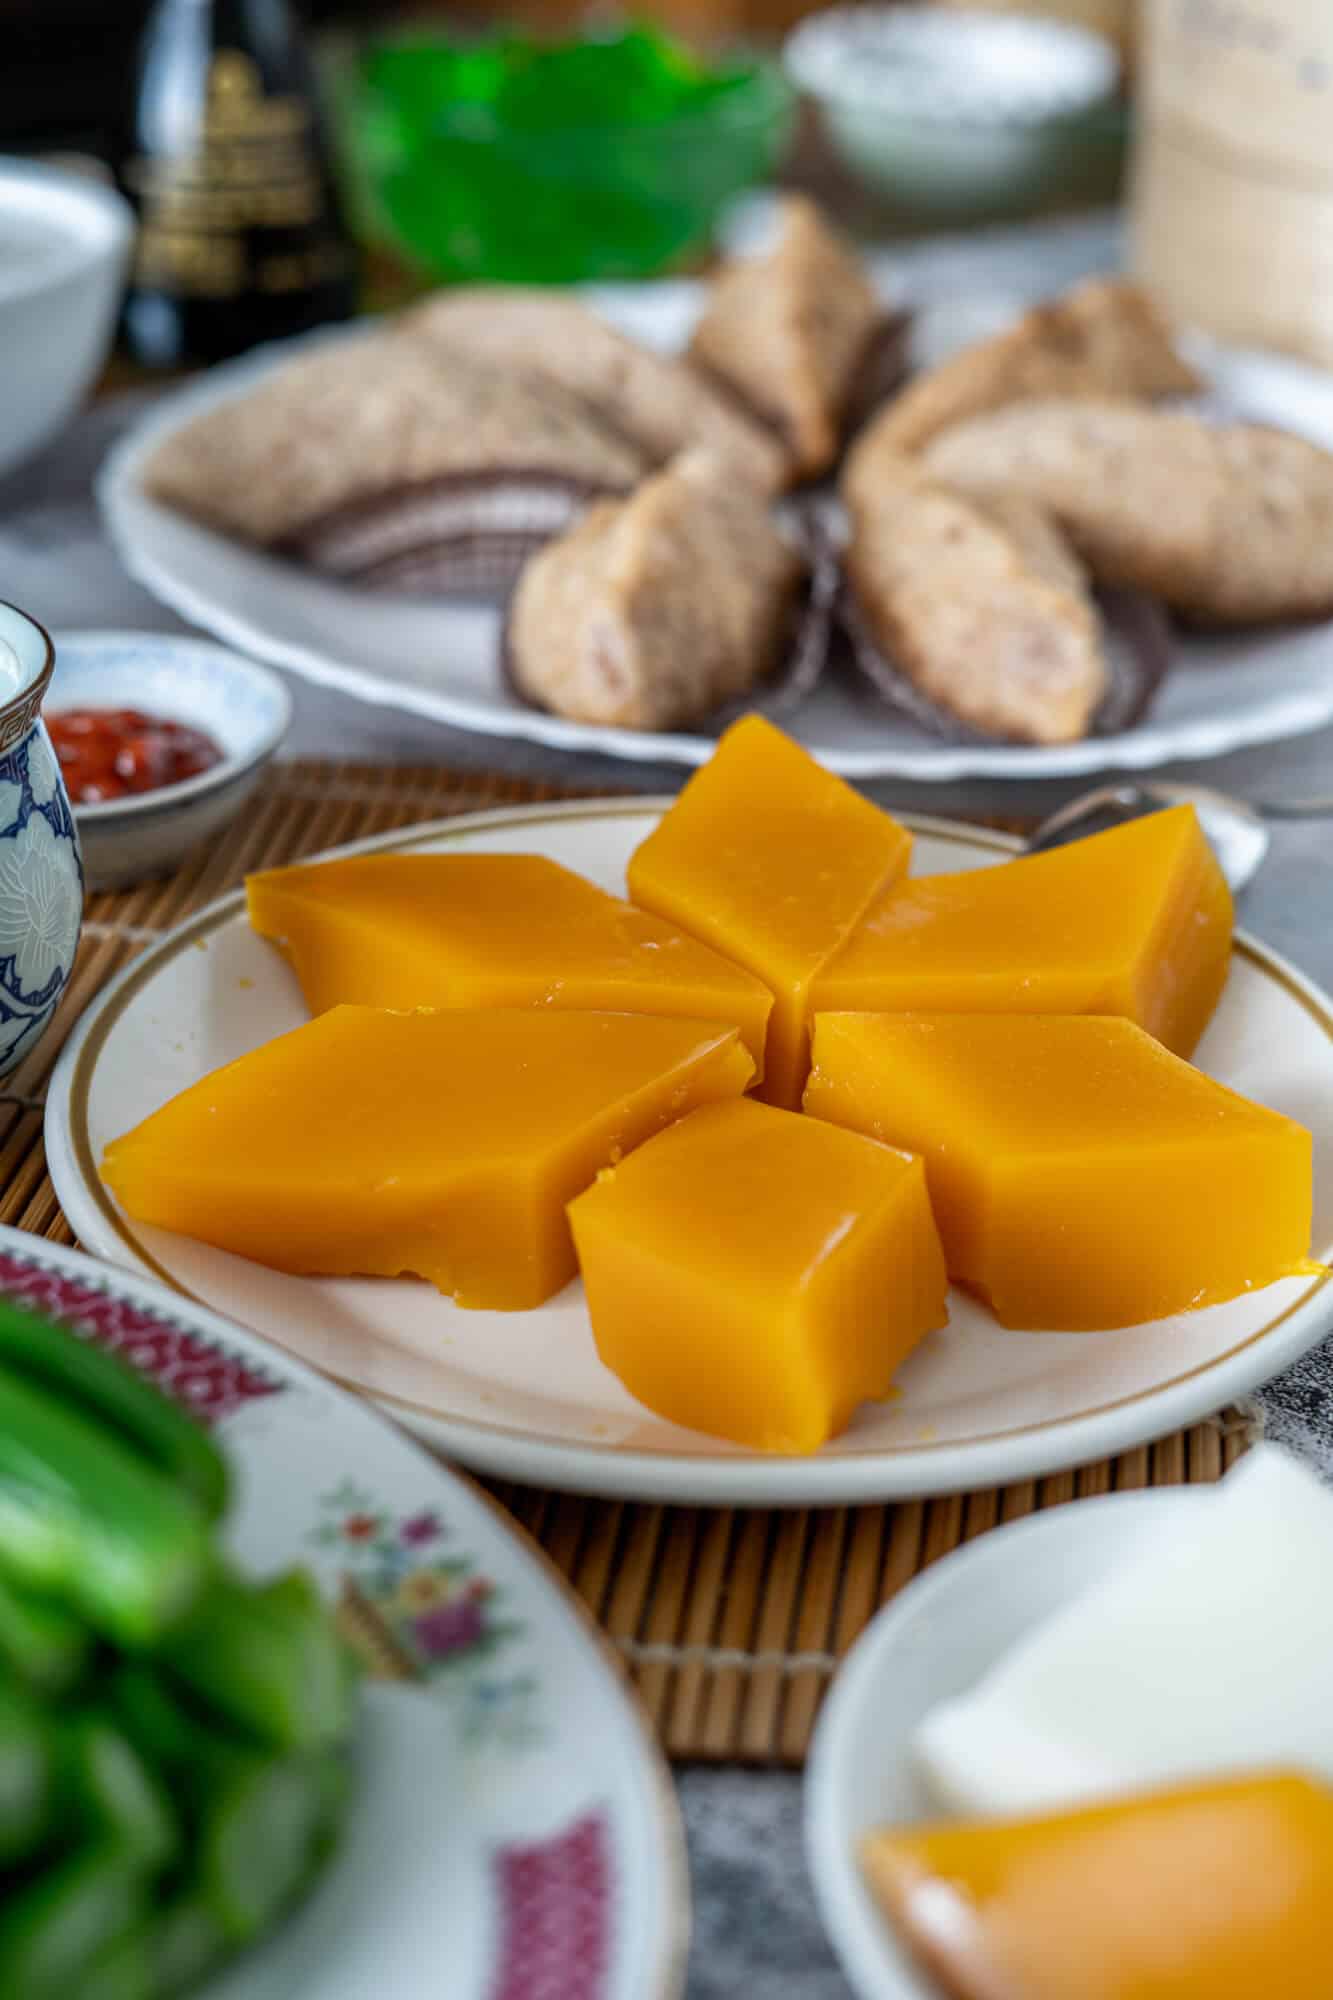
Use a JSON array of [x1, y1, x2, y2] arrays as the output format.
[[784, 6, 1119, 216], [47, 631, 293, 891], [804, 1489, 1200, 1999], [0, 158, 134, 482]]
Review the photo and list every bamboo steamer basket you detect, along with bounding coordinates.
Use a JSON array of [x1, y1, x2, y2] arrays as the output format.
[[1131, 1, 1333, 368]]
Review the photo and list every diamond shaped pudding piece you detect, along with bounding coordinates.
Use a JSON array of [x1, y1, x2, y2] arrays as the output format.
[[813, 806, 1233, 1060], [247, 850, 773, 1080], [568, 1095, 947, 1453], [627, 716, 912, 1109], [803, 1011, 1315, 1331], [100, 1007, 753, 1310]]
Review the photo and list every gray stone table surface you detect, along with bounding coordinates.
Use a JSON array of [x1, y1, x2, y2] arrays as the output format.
[[2, 213, 1331, 1998]]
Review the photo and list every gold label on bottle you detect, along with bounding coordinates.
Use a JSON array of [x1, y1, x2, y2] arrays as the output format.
[[127, 49, 348, 298]]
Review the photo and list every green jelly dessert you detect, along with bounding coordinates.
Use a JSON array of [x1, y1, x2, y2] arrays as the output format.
[[354, 25, 793, 284]]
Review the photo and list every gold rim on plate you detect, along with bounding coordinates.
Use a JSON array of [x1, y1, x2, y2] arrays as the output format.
[[63, 799, 1333, 1465]]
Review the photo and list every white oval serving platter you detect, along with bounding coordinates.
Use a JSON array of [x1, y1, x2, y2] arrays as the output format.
[[97, 295, 1333, 782]]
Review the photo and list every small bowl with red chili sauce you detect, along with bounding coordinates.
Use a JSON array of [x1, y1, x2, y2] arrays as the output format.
[[47, 632, 291, 889], [50, 708, 224, 807]]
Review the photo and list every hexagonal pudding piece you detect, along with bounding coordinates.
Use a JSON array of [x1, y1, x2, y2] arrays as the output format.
[[568, 1096, 947, 1453], [100, 1007, 754, 1310], [813, 805, 1232, 1060], [627, 717, 912, 1108], [247, 850, 773, 1081], [804, 1012, 1315, 1330]]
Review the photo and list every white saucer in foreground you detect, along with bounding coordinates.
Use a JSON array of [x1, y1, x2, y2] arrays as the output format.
[[805, 1488, 1202, 1999]]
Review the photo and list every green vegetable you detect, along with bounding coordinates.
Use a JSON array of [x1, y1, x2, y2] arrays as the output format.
[[161, 1566, 357, 1751], [0, 1366, 212, 1645], [108, 1661, 217, 1771], [149, 1892, 229, 1996], [311, 1742, 354, 1862], [0, 1314, 360, 1996], [110, 1662, 346, 1930], [198, 1750, 331, 1943], [0, 1300, 230, 1518], [76, 1925, 152, 2000], [267, 1568, 364, 1724], [0, 1676, 55, 1866], [0, 1845, 149, 1999], [59, 1713, 178, 1869], [0, 1571, 91, 1695]]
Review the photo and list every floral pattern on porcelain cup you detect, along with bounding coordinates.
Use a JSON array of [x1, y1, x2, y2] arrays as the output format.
[[0, 603, 83, 1077]]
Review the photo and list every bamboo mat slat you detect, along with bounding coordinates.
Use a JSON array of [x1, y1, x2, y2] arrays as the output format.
[[10, 757, 1259, 1766]]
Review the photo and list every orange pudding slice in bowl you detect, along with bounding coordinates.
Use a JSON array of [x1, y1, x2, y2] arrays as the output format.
[[863, 1770, 1333, 2000]]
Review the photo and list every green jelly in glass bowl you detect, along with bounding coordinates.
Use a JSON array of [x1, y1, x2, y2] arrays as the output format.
[[353, 26, 795, 285]]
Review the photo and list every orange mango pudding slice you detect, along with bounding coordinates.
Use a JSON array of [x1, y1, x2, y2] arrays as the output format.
[[626, 716, 912, 1109], [862, 1771, 1333, 2000], [567, 1096, 947, 1453], [100, 1007, 753, 1310], [246, 851, 773, 1079], [813, 806, 1232, 1059], [804, 1012, 1316, 1331]]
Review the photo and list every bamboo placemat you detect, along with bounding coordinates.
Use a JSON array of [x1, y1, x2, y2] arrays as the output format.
[[5, 756, 1258, 1766]]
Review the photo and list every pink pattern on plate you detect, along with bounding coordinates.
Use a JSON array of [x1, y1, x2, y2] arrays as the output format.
[[0, 1250, 283, 1423], [490, 1810, 612, 2000]]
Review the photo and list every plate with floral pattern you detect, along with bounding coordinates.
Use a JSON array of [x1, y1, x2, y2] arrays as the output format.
[[43, 799, 1333, 1509], [0, 1223, 686, 2000]]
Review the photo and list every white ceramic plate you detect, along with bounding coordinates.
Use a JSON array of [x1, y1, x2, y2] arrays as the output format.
[[0, 1222, 685, 2000], [96, 292, 1333, 781], [44, 799, 1333, 1507], [805, 1488, 1200, 2000]]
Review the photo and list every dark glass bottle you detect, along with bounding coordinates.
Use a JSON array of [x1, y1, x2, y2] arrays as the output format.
[[119, 0, 357, 369]]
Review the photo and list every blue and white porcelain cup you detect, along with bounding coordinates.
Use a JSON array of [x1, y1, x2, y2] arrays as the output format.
[[0, 603, 83, 1078]]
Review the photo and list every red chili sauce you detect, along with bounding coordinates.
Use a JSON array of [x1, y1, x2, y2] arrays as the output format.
[[48, 708, 223, 805]]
